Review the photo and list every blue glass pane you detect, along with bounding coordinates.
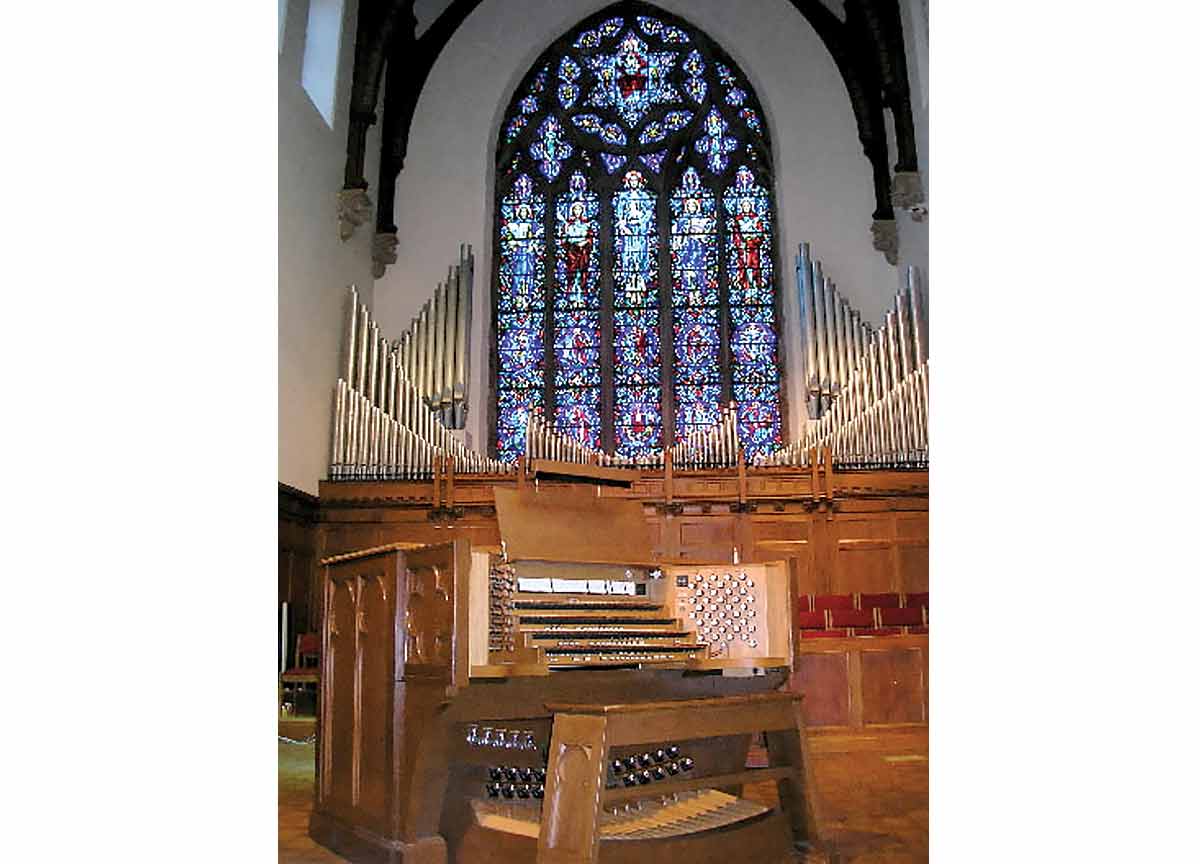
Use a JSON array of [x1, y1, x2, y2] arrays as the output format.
[[573, 16, 624, 49], [639, 149, 667, 173], [554, 172, 601, 309], [554, 310, 601, 387], [613, 308, 660, 385], [600, 152, 627, 174], [637, 16, 689, 44], [694, 108, 738, 174], [554, 388, 601, 449], [733, 382, 782, 456], [615, 385, 662, 456], [724, 165, 774, 305], [497, 389, 542, 461], [669, 167, 718, 306], [530, 116, 573, 181], [612, 171, 658, 308], [585, 32, 679, 128]]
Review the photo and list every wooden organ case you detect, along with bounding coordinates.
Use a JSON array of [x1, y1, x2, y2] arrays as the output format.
[[310, 487, 820, 864]]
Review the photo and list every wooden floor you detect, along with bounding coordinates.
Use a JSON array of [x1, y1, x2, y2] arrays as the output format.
[[279, 719, 927, 864]]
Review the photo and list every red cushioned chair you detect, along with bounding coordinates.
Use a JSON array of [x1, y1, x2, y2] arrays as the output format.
[[830, 608, 874, 630], [879, 607, 924, 628], [794, 593, 814, 613], [813, 594, 855, 612], [860, 592, 901, 610], [794, 610, 828, 631], [904, 592, 929, 610], [280, 633, 321, 716]]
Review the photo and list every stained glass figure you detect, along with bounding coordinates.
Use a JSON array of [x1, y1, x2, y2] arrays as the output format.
[[612, 170, 661, 456], [496, 174, 546, 460], [694, 108, 738, 174], [670, 167, 720, 441], [585, 31, 679, 128], [530, 116, 573, 181], [723, 165, 780, 456]]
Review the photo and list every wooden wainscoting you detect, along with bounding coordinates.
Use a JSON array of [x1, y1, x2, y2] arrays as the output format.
[[792, 635, 928, 730], [280, 482, 320, 633]]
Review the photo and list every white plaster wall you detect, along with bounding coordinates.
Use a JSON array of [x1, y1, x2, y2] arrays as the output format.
[[279, 0, 380, 494], [375, 0, 905, 450]]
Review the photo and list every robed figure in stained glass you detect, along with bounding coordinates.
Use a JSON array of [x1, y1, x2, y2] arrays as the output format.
[[561, 200, 595, 305], [671, 195, 714, 306], [500, 202, 540, 308], [614, 171, 655, 303], [731, 197, 765, 298]]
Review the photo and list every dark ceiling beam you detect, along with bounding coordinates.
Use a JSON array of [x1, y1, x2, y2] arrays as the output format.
[[370, 0, 487, 273], [845, 0, 918, 174], [786, 0, 894, 223]]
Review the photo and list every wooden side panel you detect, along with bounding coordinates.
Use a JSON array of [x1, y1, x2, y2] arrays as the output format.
[[356, 566, 396, 834], [326, 578, 359, 821], [791, 652, 851, 727], [537, 713, 608, 864], [861, 648, 926, 725], [833, 544, 894, 594], [897, 543, 929, 593], [676, 516, 736, 561]]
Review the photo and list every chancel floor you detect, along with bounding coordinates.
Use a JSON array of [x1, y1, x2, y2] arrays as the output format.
[[279, 719, 927, 864]]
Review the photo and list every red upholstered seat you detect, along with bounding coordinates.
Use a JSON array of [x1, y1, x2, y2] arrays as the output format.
[[794, 610, 828, 630], [860, 592, 901, 609], [813, 594, 855, 612], [829, 608, 874, 629], [904, 592, 929, 609], [853, 627, 904, 637], [280, 633, 321, 715], [794, 593, 814, 613], [801, 628, 849, 638], [879, 607, 924, 628]]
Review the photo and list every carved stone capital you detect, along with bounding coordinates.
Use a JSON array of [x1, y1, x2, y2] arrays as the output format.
[[870, 219, 898, 265], [372, 231, 398, 278], [337, 187, 373, 241], [891, 171, 925, 209], [892, 170, 928, 222]]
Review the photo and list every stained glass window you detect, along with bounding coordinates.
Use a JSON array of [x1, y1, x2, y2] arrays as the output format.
[[495, 174, 546, 460], [725, 165, 782, 453], [554, 172, 602, 447], [494, 4, 781, 461]]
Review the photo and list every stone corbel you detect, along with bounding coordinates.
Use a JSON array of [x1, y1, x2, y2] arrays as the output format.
[[891, 170, 927, 222], [337, 187, 374, 241], [870, 218, 898, 265], [372, 231, 398, 278]]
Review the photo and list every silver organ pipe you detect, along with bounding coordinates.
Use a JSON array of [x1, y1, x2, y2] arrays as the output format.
[[763, 252, 930, 470], [326, 249, 501, 482]]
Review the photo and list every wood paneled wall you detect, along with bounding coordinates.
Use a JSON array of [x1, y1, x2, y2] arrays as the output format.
[[279, 483, 321, 634], [313, 468, 929, 728]]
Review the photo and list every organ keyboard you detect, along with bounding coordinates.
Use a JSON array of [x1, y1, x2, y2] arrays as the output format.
[[309, 487, 820, 864]]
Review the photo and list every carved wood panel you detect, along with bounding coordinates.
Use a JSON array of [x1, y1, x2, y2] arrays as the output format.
[[538, 713, 608, 864], [861, 647, 926, 725], [791, 652, 851, 727], [357, 568, 396, 833], [673, 516, 736, 561], [326, 577, 359, 820], [896, 543, 928, 593], [405, 561, 454, 668]]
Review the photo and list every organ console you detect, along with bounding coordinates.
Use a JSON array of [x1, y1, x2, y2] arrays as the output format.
[[309, 487, 821, 864]]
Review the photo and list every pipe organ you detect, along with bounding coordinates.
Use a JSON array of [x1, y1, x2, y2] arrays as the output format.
[[329, 246, 507, 481], [392, 244, 474, 429], [310, 490, 821, 864], [522, 406, 741, 471]]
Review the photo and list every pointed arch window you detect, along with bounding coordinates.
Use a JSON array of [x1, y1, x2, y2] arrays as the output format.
[[492, 4, 784, 461]]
